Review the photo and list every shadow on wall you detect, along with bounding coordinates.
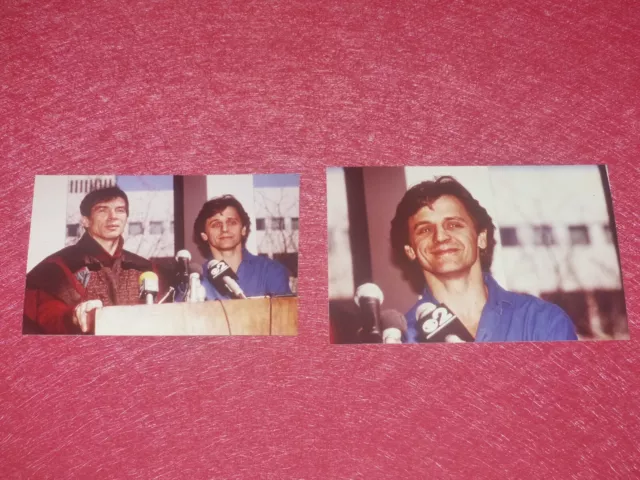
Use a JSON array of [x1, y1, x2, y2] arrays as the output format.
[[541, 289, 628, 340], [330, 299, 363, 345]]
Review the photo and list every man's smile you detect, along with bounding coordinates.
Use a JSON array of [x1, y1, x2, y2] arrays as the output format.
[[431, 247, 460, 255]]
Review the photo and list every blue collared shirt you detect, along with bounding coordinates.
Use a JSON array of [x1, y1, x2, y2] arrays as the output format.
[[200, 249, 292, 300], [404, 274, 578, 343]]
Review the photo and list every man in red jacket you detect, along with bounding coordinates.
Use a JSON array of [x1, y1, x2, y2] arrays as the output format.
[[23, 186, 154, 334]]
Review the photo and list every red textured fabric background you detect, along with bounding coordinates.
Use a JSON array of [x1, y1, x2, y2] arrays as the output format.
[[2, 1, 639, 478]]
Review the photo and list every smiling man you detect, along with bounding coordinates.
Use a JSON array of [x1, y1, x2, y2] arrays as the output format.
[[191, 195, 291, 300], [390, 176, 577, 343], [23, 186, 154, 334]]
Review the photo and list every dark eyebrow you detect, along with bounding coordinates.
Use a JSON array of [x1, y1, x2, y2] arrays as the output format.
[[444, 216, 467, 223]]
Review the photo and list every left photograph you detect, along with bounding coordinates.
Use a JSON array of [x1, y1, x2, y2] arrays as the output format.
[[23, 174, 300, 336]]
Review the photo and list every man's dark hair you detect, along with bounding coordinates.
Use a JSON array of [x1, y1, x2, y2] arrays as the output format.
[[80, 186, 129, 217], [390, 176, 496, 274], [193, 195, 252, 257]]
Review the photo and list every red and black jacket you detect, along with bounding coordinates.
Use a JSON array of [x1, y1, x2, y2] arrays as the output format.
[[23, 234, 154, 334]]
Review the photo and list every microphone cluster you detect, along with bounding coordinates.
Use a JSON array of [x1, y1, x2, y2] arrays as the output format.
[[175, 249, 206, 302], [175, 249, 248, 301], [136, 249, 251, 304], [353, 283, 408, 344], [353, 282, 474, 344]]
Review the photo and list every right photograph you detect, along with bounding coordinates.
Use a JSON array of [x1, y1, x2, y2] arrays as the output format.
[[327, 165, 628, 344]]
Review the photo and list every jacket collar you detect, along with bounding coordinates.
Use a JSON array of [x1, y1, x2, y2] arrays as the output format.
[[420, 273, 512, 312], [76, 233, 124, 269]]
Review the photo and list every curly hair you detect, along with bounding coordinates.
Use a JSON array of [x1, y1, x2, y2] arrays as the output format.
[[79, 186, 129, 217], [390, 176, 496, 274], [193, 195, 252, 257]]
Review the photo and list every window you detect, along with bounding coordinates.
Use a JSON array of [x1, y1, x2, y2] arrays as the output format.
[[128, 222, 144, 236], [256, 218, 266, 231], [568, 225, 590, 246], [499, 227, 519, 247], [603, 225, 613, 244], [533, 225, 556, 246], [149, 221, 164, 235], [291, 217, 299, 231], [270, 217, 285, 230], [66, 224, 80, 237]]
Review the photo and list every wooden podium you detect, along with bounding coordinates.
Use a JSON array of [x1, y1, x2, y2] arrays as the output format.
[[94, 297, 298, 336]]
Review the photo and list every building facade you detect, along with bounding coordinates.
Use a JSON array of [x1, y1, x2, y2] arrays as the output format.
[[252, 184, 300, 282]]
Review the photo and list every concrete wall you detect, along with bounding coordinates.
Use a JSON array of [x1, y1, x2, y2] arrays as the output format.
[[27, 176, 68, 272]]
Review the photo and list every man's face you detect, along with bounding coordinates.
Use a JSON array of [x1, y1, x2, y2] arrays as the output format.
[[81, 197, 128, 242], [404, 195, 487, 277], [200, 206, 247, 253]]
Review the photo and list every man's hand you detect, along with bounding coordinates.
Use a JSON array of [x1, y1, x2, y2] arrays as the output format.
[[73, 300, 103, 333]]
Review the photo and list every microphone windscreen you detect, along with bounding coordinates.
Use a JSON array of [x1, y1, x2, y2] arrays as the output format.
[[415, 301, 474, 343], [354, 283, 384, 305], [380, 310, 407, 333], [175, 249, 192, 262], [207, 259, 238, 279], [138, 271, 159, 292]]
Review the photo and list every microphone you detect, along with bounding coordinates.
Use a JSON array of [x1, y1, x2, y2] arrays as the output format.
[[175, 249, 192, 287], [415, 302, 475, 343], [188, 273, 206, 302], [206, 259, 247, 299], [380, 309, 407, 344], [354, 283, 384, 343], [185, 263, 206, 303], [139, 271, 159, 305]]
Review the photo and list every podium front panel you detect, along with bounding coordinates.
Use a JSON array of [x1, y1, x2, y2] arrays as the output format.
[[94, 297, 298, 336]]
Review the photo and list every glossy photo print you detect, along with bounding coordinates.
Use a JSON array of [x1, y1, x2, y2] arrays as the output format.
[[24, 174, 299, 336], [327, 165, 627, 344]]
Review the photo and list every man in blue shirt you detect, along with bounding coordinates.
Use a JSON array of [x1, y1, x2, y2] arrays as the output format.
[[190, 195, 292, 301], [389, 176, 577, 343]]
